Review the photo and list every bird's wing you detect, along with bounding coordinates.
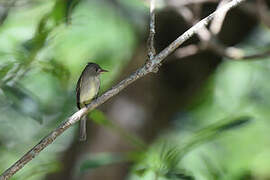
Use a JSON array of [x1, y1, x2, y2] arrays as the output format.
[[76, 72, 83, 109]]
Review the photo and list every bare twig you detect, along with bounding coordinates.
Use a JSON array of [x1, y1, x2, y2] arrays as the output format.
[[210, 0, 230, 35], [168, 0, 219, 7], [191, 3, 202, 21], [174, 0, 249, 60], [239, 49, 270, 60], [147, 0, 156, 60], [206, 42, 245, 59], [176, 42, 270, 60], [0, 0, 246, 179], [211, 46, 270, 60], [175, 6, 212, 41], [177, 6, 194, 22], [174, 0, 270, 60], [174, 42, 244, 59], [174, 45, 200, 58]]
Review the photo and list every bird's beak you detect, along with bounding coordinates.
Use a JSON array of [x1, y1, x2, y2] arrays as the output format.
[[99, 69, 108, 73]]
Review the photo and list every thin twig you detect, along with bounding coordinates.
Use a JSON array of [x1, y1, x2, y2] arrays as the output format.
[[147, 0, 156, 60], [210, 45, 270, 60], [168, 0, 219, 7], [174, 1, 270, 60], [174, 45, 200, 58], [174, 0, 245, 60], [210, 0, 230, 35], [175, 6, 211, 41], [0, 0, 246, 179], [175, 42, 270, 60]]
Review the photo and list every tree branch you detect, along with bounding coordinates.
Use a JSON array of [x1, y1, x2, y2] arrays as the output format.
[[147, 0, 156, 60], [0, 0, 246, 179], [168, 0, 219, 7], [174, 44, 200, 58], [210, 0, 230, 35], [173, 0, 264, 61]]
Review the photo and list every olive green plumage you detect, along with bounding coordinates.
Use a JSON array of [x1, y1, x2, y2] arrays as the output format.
[[76, 62, 107, 141]]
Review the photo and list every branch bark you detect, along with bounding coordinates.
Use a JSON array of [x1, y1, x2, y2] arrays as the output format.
[[147, 0, 156, 60], [0, 0, 246, 179]]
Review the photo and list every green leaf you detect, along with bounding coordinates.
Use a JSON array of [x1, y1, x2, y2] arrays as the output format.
[[51, 0, 82, 25], [79, 153, 124, 173], [51, 0, 66, 24], [165, 171, 194, 180], [89, 109, 110, 126], [182, 115, 253, 154], [134, 116, 253, 179], [217, 116, 252, 132], [1, 84, 43, 123], [65, 0, 81, 24], [134, 167, 148, 177], [89, 109, 146, 149], [38, 59, 70, 89], [0, 62, 14, 80]]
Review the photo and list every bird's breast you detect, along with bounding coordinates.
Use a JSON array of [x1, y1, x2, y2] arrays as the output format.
[[80, 76, 100, 105]]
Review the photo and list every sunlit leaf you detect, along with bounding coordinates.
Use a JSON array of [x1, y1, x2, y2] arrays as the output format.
[[51, 0, 82, 25], [51, 0, 66, 24]]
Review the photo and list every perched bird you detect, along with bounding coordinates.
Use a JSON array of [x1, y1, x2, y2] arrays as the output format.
[[76, 62, 108, 141]]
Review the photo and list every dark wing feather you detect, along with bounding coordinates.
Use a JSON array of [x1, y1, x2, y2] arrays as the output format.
[[76, 72, 83, 109], [95, 78, 101, 99]]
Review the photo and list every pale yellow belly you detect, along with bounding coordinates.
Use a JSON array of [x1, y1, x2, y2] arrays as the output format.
[[80, 85, 96, 103], [79, 77, 99, 106]]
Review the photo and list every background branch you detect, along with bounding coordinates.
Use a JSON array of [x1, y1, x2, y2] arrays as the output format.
[[0, 0, 246, 179], [210, 0, 230, 35], [171, 0, 270, 61], [169, 0, 219, 7]]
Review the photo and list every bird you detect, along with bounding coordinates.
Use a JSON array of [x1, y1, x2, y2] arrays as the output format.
[[76, 62, 108, 141]]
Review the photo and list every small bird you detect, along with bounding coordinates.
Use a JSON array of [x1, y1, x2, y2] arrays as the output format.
[[76, 62, 108, 141]]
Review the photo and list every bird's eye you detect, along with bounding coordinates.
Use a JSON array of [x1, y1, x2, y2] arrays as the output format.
[[95, 68, 99, 72]]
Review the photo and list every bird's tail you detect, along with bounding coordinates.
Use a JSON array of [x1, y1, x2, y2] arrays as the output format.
[[79, 116, 87, 141]]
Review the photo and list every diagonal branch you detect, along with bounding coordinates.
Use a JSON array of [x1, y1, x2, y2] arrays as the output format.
[[0, 0, 246, 179]]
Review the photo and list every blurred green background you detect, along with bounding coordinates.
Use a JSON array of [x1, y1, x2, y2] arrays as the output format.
[[1, 0, 270, 180]]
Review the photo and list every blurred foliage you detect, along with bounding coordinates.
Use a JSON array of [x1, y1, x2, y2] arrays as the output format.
[[0, 0, 141, 179], [90, 109, 147, 149], [129, 116, 252, 180], [78, 153, 125, 174], [1, 0, 270, 180], [128, 27, 270, 180]]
